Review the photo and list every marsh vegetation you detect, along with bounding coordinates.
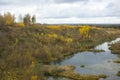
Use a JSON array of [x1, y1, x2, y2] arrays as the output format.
[[0, 12, 120, 80]]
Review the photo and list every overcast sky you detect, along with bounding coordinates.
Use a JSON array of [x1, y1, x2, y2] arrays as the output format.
[[0, 0, 120, 24]]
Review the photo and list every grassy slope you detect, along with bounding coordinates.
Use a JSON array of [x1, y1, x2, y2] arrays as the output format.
[[0, 25, 120, 80]]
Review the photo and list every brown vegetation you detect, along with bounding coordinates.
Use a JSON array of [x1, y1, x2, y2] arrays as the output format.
[[117, 71, 120, 76], [0, 12, 120, 80], [43, 65, 107, 80], [109, 41, 120, 54]]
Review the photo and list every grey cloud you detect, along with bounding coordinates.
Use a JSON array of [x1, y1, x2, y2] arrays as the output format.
[[0, 0, 120, 21], [105, 0, 120, 17], [106, 3, 114, 8], [0, 0, 14, 6], [0, 0, 37, 6], [0, 2, 9, 5], [92, 0, 103, 2], [53, 0, 88, 3], [0, 0, 88, 6]]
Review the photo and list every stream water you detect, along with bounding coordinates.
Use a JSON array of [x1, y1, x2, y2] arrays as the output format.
[[49, 38, 120, 80]]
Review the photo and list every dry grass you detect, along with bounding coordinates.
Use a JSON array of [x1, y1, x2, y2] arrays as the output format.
[[0, 25, 120, 80], [109, 41, 120, 54], [43, 65, 107, 80]]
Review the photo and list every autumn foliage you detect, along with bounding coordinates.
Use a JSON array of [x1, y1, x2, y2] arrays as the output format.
[[0, 12, 36, 27], [79, 26, 90, 38], [0, 12, 120, 80], [15, 22, 25, 27], [0, 12, 15, 26]]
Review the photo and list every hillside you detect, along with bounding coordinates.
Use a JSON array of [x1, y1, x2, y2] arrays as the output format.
[[0, 25, 120, 80]]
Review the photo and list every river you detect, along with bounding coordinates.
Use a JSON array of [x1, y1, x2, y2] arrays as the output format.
[[49, 38, 120, 80]]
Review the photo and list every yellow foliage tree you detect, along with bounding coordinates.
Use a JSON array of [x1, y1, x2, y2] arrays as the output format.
[[15, 22, 25, 27], [4, 12, 15, 26], [65, 38, 73, 43], [59, 36, 73, 43], [31, 75, 38, 80], [47, 25, 62, 30], [79, 26, 90, 38], [47, 33, 58, 39]]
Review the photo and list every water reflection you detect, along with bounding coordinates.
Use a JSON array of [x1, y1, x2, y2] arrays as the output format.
[[51, 55, 74, 65], [95, 42, 110, 52], [52, 38, 120, 80]]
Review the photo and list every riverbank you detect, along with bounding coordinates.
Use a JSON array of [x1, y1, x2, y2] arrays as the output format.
[[0, 25, 120, 80], [52, 37, 120, 80], [109, 40, 120, 78], [44, 65, 107, 80], [109, 41, 120, 54]]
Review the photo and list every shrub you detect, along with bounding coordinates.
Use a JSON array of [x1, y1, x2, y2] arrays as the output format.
[[15, 22, 25, 27], [79, 26, 90, 38]]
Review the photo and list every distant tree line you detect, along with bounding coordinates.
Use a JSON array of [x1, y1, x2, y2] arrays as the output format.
[[0, 12, 36, 27], [70, 24, 120, 29]]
